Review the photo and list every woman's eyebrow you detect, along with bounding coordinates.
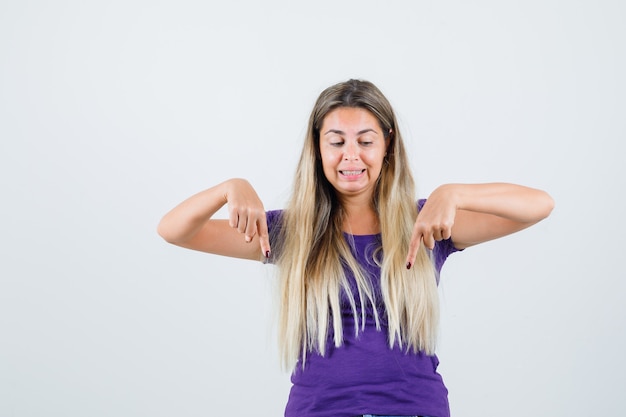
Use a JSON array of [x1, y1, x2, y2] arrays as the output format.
[[323, 128, 378, 136]]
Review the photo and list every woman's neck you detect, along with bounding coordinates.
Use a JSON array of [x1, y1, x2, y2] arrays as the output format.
[[341, 201, 380, 235]]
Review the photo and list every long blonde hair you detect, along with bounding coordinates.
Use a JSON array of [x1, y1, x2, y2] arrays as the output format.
[[272, 80, 439, 370]]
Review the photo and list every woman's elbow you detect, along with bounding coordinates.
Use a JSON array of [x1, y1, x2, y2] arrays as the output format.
[[538, 190, 555, 220], [156, 219, 180, 244]]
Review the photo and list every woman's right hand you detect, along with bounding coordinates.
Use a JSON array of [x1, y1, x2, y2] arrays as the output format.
[[224, 178, 271, 257], [157, 178, 271, 261]]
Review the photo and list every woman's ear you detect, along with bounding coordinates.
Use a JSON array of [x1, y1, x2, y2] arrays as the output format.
[[385, 128, 393, 151]]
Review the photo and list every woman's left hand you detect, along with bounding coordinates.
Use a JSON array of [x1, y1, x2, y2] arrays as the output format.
[[406, 185, 457, 268], [404, 183, 555, 269]]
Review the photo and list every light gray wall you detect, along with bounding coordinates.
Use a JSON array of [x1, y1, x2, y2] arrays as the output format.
[[1, 1, 624, 416]]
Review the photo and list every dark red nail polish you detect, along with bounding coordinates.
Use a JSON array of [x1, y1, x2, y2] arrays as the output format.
[[265, 251, 270, 258], [406, 262, 412, 270]]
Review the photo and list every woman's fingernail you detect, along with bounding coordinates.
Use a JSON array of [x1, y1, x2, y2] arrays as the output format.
[[406, 262, 412, 270], [265, 250, 271, 258]]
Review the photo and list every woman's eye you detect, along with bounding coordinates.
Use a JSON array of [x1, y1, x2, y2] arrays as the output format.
[[330, 141, 344, 147]]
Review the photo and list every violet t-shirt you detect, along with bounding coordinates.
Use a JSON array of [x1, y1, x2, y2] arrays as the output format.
[[266, 201, 458, 417]]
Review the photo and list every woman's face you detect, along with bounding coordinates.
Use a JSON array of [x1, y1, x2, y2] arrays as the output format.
[[319, 107, 388, 201]]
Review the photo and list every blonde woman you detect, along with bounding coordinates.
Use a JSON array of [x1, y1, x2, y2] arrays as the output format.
[[157, 79, 554, 417]]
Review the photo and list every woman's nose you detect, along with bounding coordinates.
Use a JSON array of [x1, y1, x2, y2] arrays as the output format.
[[343, 142, 359, 161]]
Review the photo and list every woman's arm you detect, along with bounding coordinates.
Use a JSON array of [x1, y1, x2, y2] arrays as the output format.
[[157, 178, 271, 261], [406, 183, 554, 267]]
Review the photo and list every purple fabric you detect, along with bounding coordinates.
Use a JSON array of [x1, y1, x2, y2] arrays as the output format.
[[266, 201, 458, 417]]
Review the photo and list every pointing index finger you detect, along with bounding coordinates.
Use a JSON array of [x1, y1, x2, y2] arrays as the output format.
[[406, 226, 422, 269], [258, 213, 272, 259]]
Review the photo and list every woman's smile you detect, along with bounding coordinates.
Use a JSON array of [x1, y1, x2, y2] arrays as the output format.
[[339, 169, 366, 178]]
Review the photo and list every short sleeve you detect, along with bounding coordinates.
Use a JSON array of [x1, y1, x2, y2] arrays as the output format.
[[266, 209, 283, 234], [265, 210, 284, 264]]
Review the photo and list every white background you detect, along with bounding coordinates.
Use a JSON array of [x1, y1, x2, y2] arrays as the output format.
[[1, 1, 624, 416]]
